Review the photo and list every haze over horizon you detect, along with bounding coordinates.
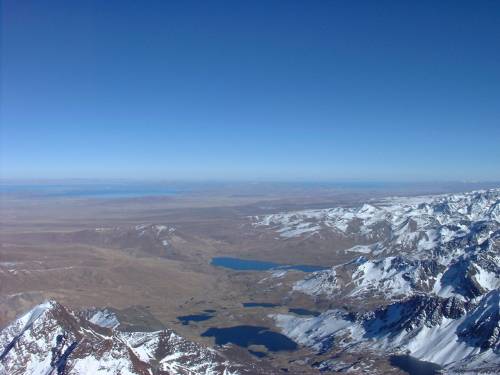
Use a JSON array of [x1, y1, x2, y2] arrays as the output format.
[[1, 0, 499, 181]]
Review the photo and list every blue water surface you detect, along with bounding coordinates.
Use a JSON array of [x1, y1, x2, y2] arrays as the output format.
[[211, 257, 328, 273]]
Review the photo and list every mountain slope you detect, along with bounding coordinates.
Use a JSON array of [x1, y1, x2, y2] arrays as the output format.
[[260, 189, 500, 373], [265, 189, 500, 302], [0, 301, 264, 375], [273, 290, 500, 373]]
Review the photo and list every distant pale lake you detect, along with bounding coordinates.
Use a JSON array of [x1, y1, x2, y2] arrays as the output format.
[[0, 183, 180, 199]]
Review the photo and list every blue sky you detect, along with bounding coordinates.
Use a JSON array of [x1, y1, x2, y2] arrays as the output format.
[[1, 0, 499, 181]]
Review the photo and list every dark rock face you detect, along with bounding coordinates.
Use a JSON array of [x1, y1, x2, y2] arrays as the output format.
[[440, 249, 500, 299], [362, 295, 467, 336], [418, 259, 445, 279], [392, 258, 446, 292], [457, 290, 500, 350]]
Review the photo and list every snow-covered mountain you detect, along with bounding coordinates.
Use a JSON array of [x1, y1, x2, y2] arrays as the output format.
[[0, 301, 263, 375], [273, 290, 500, 373], [256, 189, 500, 302], [254, 189, 500, 245], [256, 189, 500, 372]]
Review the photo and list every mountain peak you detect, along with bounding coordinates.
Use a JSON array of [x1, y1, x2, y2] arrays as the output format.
[[0, 301, 262, 375]]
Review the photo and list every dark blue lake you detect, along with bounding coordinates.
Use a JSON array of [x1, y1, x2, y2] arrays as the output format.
[[211, 257, 328, 272], [177, 313, 214, 325], [243, 302, 280, 308], [390, 355, 442, 375], [201, 325, 297, 352], [248, 349, 267, 358], [288, 308, 321, 317]]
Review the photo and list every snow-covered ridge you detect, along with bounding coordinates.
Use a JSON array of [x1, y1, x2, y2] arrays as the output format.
[[273, 290, 500, 374], [260, 189, 500, 301], [294, 249, 500, 301], [254, 189, 500, 242], [0, 301, 261, 375], [80, 308, 120, 329], [263, 189, 500, 373]]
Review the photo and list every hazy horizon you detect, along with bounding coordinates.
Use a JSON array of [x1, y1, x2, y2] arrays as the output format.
[[1, 178, 499, 201], [2, 177, 500, 184]]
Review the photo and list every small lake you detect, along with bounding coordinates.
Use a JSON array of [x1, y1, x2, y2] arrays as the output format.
[[177, 313, 214, 325], [288, 308, 321, 317], [248, 349, 267, 358], [211, 257, 328, 272], [243, 302, 280, 308], [201, 325, 298, 352], [390, 355, 442, 375]]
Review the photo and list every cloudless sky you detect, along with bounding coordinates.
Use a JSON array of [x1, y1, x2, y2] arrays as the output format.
[[1, 0, 499, 181]]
